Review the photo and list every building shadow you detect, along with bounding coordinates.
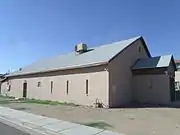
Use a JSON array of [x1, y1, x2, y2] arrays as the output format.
[[113, 102, 180, 109]]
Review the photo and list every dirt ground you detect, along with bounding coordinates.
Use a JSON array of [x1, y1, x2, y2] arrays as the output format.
[[0, 99, 180, 135]]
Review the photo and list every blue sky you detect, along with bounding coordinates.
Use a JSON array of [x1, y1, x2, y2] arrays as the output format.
[[0, 0, 180, 73]]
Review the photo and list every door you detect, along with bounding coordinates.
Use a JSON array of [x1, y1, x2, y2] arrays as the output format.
[[170, 77, 175, 101], [23, 82, 27, 98], [0, 83, 1, 95]]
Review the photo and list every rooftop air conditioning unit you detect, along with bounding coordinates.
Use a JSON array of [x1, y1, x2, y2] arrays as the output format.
[[75, 43, 87, 53]]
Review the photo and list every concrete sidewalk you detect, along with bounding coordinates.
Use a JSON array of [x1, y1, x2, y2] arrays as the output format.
[[0, 106, 124, 135]]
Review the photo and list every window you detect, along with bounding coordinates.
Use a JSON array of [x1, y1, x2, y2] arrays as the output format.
[[37, 82, 41, 87], [50, 81, 53, 94], [7, 81, 11, 91], [66, 80, 69, 95], [175, 81, 180, 91], [86, 79, 88, 95]]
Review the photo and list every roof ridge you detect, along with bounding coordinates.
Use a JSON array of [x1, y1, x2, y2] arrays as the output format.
[[91, 36, 141, 49]]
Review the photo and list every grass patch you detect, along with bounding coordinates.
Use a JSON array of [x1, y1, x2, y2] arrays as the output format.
[[19, 98, 60, 105], [0, 95, 79, 106], [0, 100, 11, 104], [83, 121, 113, 129], [0, 95, 15, 99], [0, 95, 17, 104], [18, 98, 79, 106]]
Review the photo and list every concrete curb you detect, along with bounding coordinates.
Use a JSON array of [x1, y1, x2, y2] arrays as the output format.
[[0, 106, 125, 135]]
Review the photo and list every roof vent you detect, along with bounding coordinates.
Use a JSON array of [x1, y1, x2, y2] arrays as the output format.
[[75, 43, 87, 53]]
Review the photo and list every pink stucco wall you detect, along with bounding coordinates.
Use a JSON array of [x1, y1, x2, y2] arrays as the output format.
[[108, 39, 149, 107], [1, 65, 109, 107]]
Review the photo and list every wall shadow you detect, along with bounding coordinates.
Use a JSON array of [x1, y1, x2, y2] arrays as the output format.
[[111, 102, 180, 109]]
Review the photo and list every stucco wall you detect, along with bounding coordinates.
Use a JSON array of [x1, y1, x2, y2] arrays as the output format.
[[108, 39, 150, 107], [133, 74, 170, 104], [1, 65, 109, 107]]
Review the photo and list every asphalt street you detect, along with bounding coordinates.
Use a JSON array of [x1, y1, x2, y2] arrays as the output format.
[[0, 122, 29, 135]]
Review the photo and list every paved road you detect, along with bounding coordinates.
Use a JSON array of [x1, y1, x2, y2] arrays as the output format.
[[0, 122, 29, 135]]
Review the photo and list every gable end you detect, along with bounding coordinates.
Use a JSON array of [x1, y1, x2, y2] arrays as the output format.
[[109, 37, 151, 62]]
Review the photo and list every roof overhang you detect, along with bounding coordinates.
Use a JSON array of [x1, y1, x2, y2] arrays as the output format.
[[132, 55, 175, 71], [7, 61, 108, 77], [132, 55, 177, 76]]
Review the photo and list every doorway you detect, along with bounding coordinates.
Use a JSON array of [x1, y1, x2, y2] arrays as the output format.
[[170, 77, 175, 101], [0, 83, 1, 95], [23, 81, 27, 98]]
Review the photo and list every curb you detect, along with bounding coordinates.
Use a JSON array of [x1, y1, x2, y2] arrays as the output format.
[[0, 106, 125, 135]]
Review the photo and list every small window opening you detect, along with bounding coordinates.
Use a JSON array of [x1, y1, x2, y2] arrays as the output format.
[[37, 82, 41, 87], [66, 80, 69, 95], [86, 79, 88, 95], [7, 81, 11, 91], [51, 81, 53, 94]]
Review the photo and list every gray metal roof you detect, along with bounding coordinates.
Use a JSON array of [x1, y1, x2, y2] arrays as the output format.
[[8, 36, 141, 77], [132, 55, 173, 70]]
